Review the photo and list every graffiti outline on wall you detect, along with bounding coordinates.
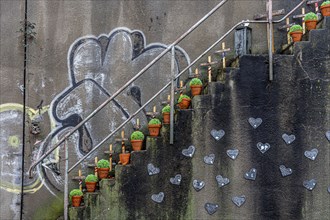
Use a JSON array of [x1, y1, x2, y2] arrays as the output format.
[[0, 27, 190, 197]]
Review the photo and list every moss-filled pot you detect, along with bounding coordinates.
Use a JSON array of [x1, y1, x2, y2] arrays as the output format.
[[163, 112, 170, 124], [290, 31, 303, 42], [190, 85, 203, 96], [305, 20, 317, 31], [119, 153, 130, 165], [321, 4, 330, 16], [131, 139, 143, 151], [97, 168, 109, 179], [85, 182, 97, 192], [178, 98, 191, 109], [148, 124, 162, 137], [71, 196, 82, 207]]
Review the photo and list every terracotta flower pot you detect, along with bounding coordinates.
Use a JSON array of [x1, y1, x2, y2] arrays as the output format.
[[148, 124, 161, 137], [97, 168, 109, 179], [131, 140, 143, 151], [305, 20, 317, 31], [119, 153, 130, 165], [178, 98, 191, 109], [190, 85, 203, 96], [290, 31, 303, 42], [71, 195, 82, 207], [321, 4, 330, 17], [85, 181, 97, 192], [163, 112, 170, 124]]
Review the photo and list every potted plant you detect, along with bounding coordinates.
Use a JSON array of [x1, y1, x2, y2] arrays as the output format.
[[130, 131, 145, 151], [97, 159, 110, 179], [148, 118, 162, 137], [321, 1, 330, 17], [189, 78, 203, 96], [289, 24, 303, 42], [162, 105, 171, 124], [119, 151, 131, 165], [178, 94, 191, 109], [85, 174, 98, 192], [69, 189, 83, 207], [304, 12, 318, 31]]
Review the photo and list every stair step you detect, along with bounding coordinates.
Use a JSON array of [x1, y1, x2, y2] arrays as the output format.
[[69, 206, 85, 220]]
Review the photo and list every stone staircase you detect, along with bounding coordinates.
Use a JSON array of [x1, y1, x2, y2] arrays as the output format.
[[69, 17, 330, 220]]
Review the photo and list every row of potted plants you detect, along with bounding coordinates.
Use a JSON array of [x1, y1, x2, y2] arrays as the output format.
[[70, 159, 111, 207], [289, 4, 330, 42], [69, 77, 205, 207]]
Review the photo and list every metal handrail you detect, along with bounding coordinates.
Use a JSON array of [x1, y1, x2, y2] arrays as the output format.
[[67, 0, 308, 172], [67, 19, 264, 173], [28, 0, 229, 178]]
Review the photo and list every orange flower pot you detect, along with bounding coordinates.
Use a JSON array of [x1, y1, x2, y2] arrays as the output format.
[[148, 124, 161, 137], [119, 153, 130, 165], [178, 98, 191, 109], [190, 85, 203, 96], [97, 168, 109, 179], [131, 140, 143, 151], [71, 196, 82, 207], [305, 20, 317, 31], [85, 181, 97, 192], [321, 4, 330, 17], [163, 112, 170, 124], [290, 31, 303, 42]]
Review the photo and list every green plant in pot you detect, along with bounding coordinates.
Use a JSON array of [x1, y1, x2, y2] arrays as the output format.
[[130, 130, 145, 151], [162, 105, 171, 124], [85, 174, 98, 192], [178, 94, 191, 109], [97, 159, 110, 179], [148, 118, 162, 137], [321, 1, 330, 17], [304, 12, 318, 31], [189, 78, 203, 96], [69, 189, 83, 207], [289, 24, 303, 42]]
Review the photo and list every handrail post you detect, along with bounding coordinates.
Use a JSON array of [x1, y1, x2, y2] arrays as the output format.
[[268, 0, 274, 81], [170, 46, 175, 144], [64, 140, 69, 220]]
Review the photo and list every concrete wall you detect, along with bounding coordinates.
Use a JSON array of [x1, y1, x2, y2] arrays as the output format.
[[0, 0, 304, 219]]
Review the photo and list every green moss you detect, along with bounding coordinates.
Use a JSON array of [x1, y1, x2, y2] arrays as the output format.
[[304, 12, 317, 21], [289, 24, 303, 33], [189, 78, 202, 86], [162, 105, 171, 113], [97, 159, 110, 168], [148, 118, 161, 125], [321, 1, 330, 6], [33, 194, 64, 220], [130, 131, 145, 140], [85, 174, 98, 182], [69, 189, 83, 200], [178, 94, 191, 103]]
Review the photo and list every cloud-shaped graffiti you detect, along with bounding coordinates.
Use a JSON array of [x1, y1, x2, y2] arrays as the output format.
[[37, 27, 190, 193]]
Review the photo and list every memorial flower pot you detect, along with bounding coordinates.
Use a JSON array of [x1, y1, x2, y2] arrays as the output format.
[[130, 131, 145, 151], [321, 2, 330, 17], [178, 95, 191, 109], [71, 196, 83, 207], [131, 140, 143, 151], [97, 159, 110, 179], [161, 105, 171, 124], [189, 78, 203, 96], [148, 118, 162, 137], [119, 153, 130, 165]]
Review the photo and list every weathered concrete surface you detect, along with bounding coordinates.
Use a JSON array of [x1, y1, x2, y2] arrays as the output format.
[[0, 0, 317, 219], [186, 21, 330, 218], [88, 18, 329, 219]]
